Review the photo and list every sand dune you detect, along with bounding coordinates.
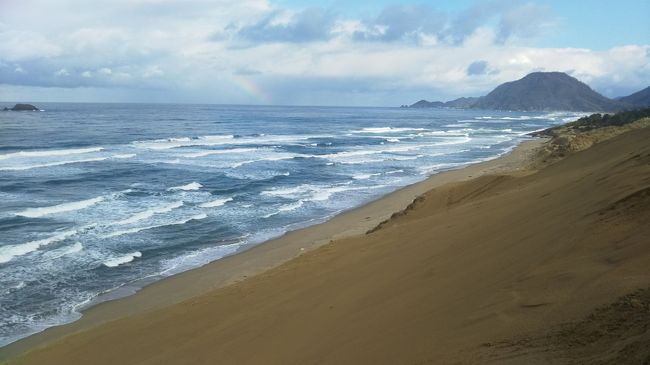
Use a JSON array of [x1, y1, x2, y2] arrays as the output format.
[[6, 126, 650, 364]]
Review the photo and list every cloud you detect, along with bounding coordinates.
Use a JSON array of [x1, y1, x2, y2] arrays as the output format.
[[444, 1, 501, 45], [353, 5, 446, 42], [496, 2, 554, 44], [443, 1, 554, 45], [0, 29, 62, 61], [235, 7, 336, 43], [467, 60, 489, 75], [0, 0, 647, 105], [351, 2, 553, 45]]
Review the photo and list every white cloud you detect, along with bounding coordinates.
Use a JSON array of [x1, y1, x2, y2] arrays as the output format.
[[142, 65, 164, 78], [0, 0, 647, 105], [0, 30, 62, 61]]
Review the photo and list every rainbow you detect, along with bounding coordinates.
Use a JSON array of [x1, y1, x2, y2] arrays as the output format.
[[230, 76, 272, 105]]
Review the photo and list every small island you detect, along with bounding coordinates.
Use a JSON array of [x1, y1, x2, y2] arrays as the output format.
[[3, 104, 40, 111]]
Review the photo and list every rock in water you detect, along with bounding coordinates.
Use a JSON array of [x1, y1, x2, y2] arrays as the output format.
[[10, 104, 40, 111]]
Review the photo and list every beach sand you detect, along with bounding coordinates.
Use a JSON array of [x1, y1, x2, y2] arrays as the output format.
[[4, 126, 650, 364]]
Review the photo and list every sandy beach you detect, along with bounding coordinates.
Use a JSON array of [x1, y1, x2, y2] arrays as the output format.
[[3, 122, 650, 364]]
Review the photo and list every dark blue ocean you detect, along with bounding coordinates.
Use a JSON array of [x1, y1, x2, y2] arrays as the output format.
[[0, 103, 583, 346]]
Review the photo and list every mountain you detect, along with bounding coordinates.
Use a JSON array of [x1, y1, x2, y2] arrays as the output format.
[[445, 97, 479, 108], [618, 86, 650, 107], [472, 72, 626, 111], [409, 100, 445, 108], [408, 97, 478, 109], [408, 72, 630, 112]]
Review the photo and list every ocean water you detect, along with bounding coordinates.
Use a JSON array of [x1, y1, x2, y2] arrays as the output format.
[[0, 103, 583, 346]]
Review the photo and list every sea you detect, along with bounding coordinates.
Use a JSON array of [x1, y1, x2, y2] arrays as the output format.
[[0, 103, 585, 346]]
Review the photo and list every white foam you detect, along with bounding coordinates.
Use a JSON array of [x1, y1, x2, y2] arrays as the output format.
[[0, 230, 77, 264], [447, 128, 513, 135], [278, 200, 304, 212], [2, 281, 27, 295], [103, 252, 142, 268], [168, 182, 202, 191], [105, 213, 208, 238], [337, 158, 385, 165], [230, 155, 296, 168], [170, 213, 209, 225], [134, 134, 321, 150], [60, 241, 83, 255], [261, 183, 371, 204], [44, 242, 83, 260], [134, 135, 235, 150], [16, 197, 104, 218], [418, 130, 467, 137], [0, 157, 109, 171], [199, 197, 233, 208], [0, 147, 104, 160], [382, 145, 428, 153], [537, 112, 588, 122], [111, 154, 136, 159], [389, 155, 422, 161], [262, 200, 304, 218], [159, 241, 244, 276], [386, 169, 404, 174], [10, 281, 26, 291], [113, 201, 184, 225], [318, 144, 429, 164], [499, 116, 533, 121], [182, 148, 259, 158], [418, 162, 468, 174], [434, 136, 472, 146], [260, 185, 305, 198], [352, 127, 427, 134], [352, 173, 381, 180], [319, 149, 383, 159]]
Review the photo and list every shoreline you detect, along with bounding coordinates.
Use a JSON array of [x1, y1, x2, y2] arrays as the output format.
[[0, 138, 544, 360]]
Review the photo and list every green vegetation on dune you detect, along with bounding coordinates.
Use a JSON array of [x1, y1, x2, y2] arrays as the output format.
[[531, 108, 650, 164], [533, 108, 650, 137], [567, 108, 650, 131]]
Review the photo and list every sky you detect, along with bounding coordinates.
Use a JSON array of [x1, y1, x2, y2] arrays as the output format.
[[0, 0, 648, 106]]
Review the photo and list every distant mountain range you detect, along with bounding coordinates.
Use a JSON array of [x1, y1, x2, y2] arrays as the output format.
[[617, 86, 650, 107], [407, 72, 649, 112]]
